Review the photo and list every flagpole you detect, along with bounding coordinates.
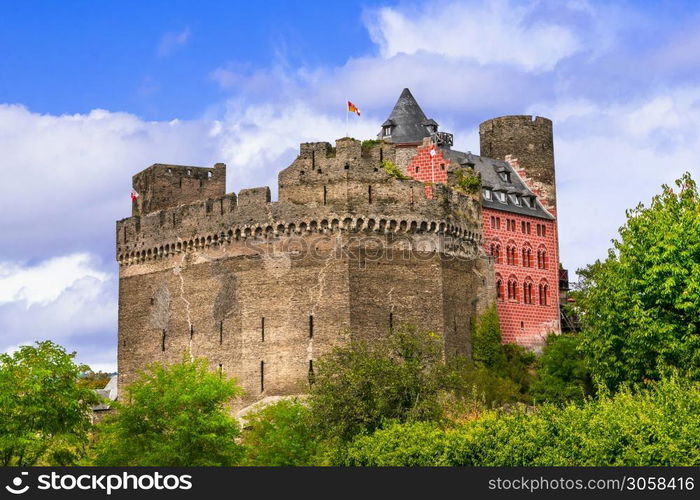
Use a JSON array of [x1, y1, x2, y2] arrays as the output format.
[[345, 100, 348, 138]]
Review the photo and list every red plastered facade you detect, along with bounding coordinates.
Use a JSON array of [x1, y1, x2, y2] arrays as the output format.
[[406, 145, 560, 348], [482, 208, 560, 347]]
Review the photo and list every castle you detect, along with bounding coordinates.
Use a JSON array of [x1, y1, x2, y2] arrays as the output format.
[[116, 89, 560, 409]]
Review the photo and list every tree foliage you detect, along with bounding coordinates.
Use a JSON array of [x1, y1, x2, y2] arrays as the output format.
[[471, 304, 507, 372], [576, 173, 700, 391], [340, 377, 700, 466], [530, 334, 592, 404], [241, 399, 320, 466], [0, 341, 98, 466], [93, 356, 243, 466], [308, 325, 445, 442]]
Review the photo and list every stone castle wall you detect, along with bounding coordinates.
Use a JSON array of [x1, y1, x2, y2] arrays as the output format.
[[117, 139, 491, 410]]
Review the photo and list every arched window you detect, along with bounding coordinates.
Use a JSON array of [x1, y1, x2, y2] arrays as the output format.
[[538, 281, 549, 305], [496, 275, 504, 301], [506, 245, 517, 265], [492, 244, 501, 264], [522, 281, 533, 304], [537, 247, 548, 269], [507, 277, 518, 302]]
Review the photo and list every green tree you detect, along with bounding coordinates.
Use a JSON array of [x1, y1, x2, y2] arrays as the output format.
[[309, 325, 444, 442], [340, 377, 700, 466], [93, 356, 243, 466], [241, 399, 320, 466], [576, 173, 700, 391], [530, 334, 592, 404], [471, 305, 507, 372], [0, 341, 98, 466]]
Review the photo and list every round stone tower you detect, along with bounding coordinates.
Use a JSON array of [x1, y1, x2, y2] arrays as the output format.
[[479, 115, 556, 214]]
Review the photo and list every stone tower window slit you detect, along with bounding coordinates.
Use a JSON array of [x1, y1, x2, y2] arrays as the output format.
[[308, 360, 315, 384], [323, 186, 327, 205], [219, 321, 223, 345], [161, 330, 166, 352], [389, 312, 393, 331], [311, 150, 315, 169], [190, 324, 194, 339], [368, 185, 372, 204], [260, 361, 265, 392], [261, 317, 265, 342], [218, 363, 222, 377], [309, 315, 314, 338]]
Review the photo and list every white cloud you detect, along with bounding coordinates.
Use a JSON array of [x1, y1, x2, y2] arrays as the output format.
[[366, 0, 582, 72], [529, 88, 700, 275], [0, 253, 118, 371], [157, 27, 191, 57], [0, 253, 107, 306]]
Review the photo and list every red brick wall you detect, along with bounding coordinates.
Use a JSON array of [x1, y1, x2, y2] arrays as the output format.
[[405, 143, 448, 199], [482, 207, 560, 348]]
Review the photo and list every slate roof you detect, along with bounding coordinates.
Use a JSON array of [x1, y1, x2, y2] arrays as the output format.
[[379, 88, 554, 220], [92, 375, 118, 411], [378, 88, 436, 144], [442, 148, 554, 220]]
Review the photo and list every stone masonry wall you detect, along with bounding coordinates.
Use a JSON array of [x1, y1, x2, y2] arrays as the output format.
[[117, 139, 490, 410]]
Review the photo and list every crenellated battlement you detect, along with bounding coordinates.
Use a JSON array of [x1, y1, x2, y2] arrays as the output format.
[[117, 139, 483, 267]]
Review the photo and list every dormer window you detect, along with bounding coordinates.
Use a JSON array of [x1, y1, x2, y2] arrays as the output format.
[[499, 171, 511, 183], [483, 188, 492, 200], [381, 119, 395, 137], [522, 196, 532, 208], [509, 194, 520, 206], [422, 119, 438, 135], [494, 191, 506, 203]]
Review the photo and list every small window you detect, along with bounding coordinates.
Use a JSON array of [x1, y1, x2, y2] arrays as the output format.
[[495, 191, 506, 203], [308, 360, 315, 384], [260, 361, 265, 392], [207, 171, 212, 179], [483, 189, 492, 200], [383, 126, 392, 136], [499, 172, 510, 182], [309, 315, 314, 338]]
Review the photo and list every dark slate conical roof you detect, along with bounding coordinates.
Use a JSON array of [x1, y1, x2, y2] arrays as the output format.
[[379, 88, 436, 144]]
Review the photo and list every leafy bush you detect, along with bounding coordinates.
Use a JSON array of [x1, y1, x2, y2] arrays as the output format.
[[530, 333, 592, 404], [339, 377, 700, 466], [471, 305, 507, 372], [93, 356, 244, 466], [382, 160, 408, 180], [308, 325, 444, 442], [241, 399, 320, 466], [454, 168, 480, 194]]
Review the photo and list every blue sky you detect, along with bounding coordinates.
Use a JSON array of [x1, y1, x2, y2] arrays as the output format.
[[1, 0, 699, 371]]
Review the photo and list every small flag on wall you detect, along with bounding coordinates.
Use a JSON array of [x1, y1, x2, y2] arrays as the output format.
[[131, 191, 139, 202], [347, 101, 361, 116]]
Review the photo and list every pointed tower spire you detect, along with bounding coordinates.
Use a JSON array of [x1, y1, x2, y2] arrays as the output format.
[[378, 88, 438, 144]]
